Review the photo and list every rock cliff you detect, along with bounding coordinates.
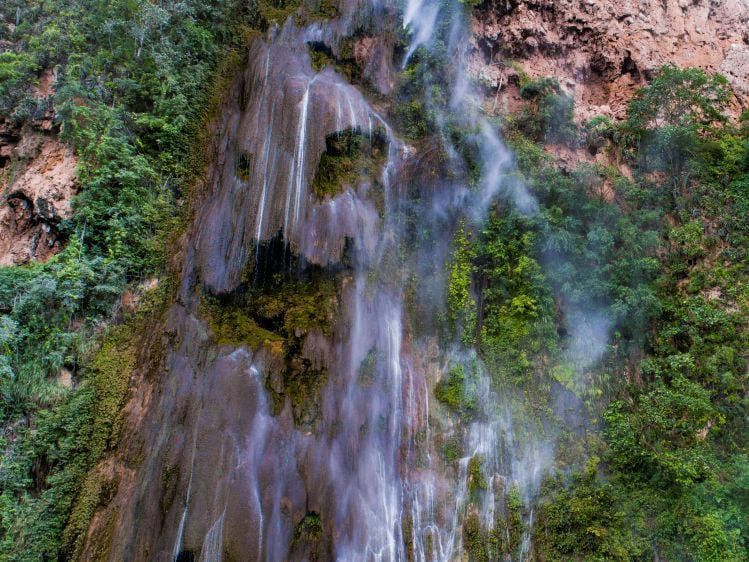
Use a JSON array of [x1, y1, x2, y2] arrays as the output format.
[[0, 68, 76, 265], [470, 0, 749, 121]]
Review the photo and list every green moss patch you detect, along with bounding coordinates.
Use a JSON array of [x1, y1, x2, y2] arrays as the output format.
[[203, 299, 283, 349], [312, 127, 388, 199], [293, 512, 322, 545], [306, 37, 367, 84], [257, 0, 302, 26], [59, 325, 138, 559], [467, 454, 489, 499], [251, 274, 337, 429], [203, 258, 341, 431], [435, 364, 479, 417], [290, 511, 325, 560]]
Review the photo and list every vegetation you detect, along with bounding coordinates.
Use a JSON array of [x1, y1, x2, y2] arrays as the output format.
[[463, 483, 525, 561], [203, 298, 283, 349], [535, 458, 645, 560], [0, 0, 257, 559], [291, 511, 324, 561], [507, 75, 577, 144], [393, 30, 452, 140], [210, 247, 340, 430], [311, 127, 388, 199], [435, 364, 479, 417], [0, 316, 142, 560], [450, 64, 749, 560]]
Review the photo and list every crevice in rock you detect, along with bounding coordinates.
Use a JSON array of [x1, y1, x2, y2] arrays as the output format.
[[175, 550, 195, 562], [620, 50, 640, 80]]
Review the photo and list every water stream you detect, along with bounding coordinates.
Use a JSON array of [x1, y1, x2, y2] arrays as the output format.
[[83, 0, 596, 559]]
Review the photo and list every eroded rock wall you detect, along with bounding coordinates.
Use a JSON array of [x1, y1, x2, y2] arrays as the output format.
[[0, 68, 76, 265], [0, 125, 76, 265], [471, 0, 749, 121]]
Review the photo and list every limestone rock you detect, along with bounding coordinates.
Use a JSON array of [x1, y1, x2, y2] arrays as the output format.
[[0, 64, 75, 265], [471, 0, 749, 123], [0, 130, 76, 266]]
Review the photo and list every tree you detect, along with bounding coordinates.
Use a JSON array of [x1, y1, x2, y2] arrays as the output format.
[[624, 65, 732, 199]]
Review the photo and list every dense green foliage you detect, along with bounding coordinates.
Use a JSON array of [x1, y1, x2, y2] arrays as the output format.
[[0, 0, 255, 558], [450, 65, 748, 560], [435, 364, 480, 417], [509, 75, 576, 144], [577, 68, 747, 562]]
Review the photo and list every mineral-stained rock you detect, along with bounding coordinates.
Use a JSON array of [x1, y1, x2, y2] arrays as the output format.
[[0, 60, 74, 265]]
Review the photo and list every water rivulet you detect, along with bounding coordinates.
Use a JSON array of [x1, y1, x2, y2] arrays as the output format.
[[80, 0, 569, 559]]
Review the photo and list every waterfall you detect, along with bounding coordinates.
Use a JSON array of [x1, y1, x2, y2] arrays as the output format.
[[287, 77, 315, 235], [89, 0, 602, 560], [198, 511, 225, 562]]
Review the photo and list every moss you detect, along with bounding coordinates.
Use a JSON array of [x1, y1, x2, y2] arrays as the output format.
[[309, 48, 336, 72], [208, 262, 340, 431], [257, 0, 302, 26], [310, 0, 339, 19], [89, 327, 138, 448], [462, 486, 524, 561], [253, 276, 338, 337], [305, 36, 365, 83], [502, 486, 524, 554], [401, 513, 415, 561], [294, 512, 322, 541], [442, 436, 463, 464], [463, 511, 500, 562], [311, 127, 388, 199], [467, 454, 489, 500], [446, 224, 477, 340], [60, 325, 137, 559], [236, 153, 252, 181], [292, 511, 324, 559], [61, 471, 105, 560], [77, 505, 119, 562], [269, 363, 328, 430], [435, 364, 479, 417], [203, 299, 283, 349], [189, 48, 247, 185], [55, 280, 179, 560]]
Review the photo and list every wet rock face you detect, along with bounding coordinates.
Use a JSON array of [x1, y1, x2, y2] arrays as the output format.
[[471, 0, 749, 121], [0, 125, 76, 265], [194, 16, 397, 295], [77, 3, 428, 559], [78, 0, 531, 553]]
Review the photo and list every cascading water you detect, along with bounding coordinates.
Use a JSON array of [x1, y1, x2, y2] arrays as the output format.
[[79, 0, 608, 560]]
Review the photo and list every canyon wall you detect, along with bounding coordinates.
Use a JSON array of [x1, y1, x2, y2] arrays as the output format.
[[470, 0, 749, 121]]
